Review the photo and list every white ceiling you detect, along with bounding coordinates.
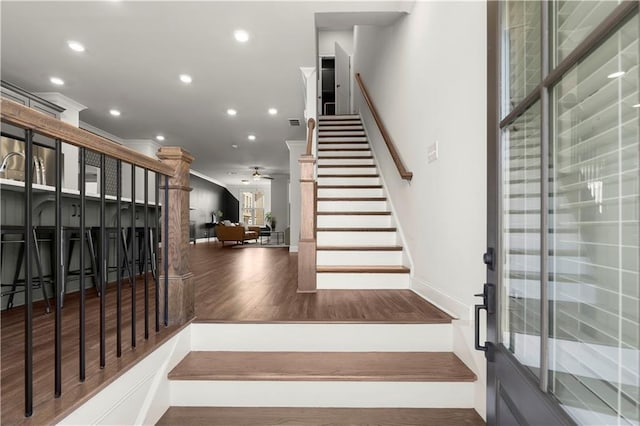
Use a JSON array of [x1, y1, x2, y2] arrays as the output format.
[[0, 1, 411, 186]]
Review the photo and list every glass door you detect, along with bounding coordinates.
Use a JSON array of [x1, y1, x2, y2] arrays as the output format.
[[485, 2, 639, 424]]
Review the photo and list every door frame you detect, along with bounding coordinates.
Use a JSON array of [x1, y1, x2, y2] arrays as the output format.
[[484, 1, 639, 424]]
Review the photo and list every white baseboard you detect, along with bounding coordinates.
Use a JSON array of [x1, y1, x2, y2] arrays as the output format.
[[411, 276, 471, 321], [289, 245, 299, 252]]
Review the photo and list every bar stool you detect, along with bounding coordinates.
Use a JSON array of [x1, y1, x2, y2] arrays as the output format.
[[122, 226, 157, 281], [1, 225, 52, 313], [63, 226, 101, 298]]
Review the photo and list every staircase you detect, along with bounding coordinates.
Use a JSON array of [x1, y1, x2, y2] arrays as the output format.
[[315, 114, 410, 289], [158, 323, 484, 425]]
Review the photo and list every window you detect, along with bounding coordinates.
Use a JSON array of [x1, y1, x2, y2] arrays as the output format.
[[241, 191, 264, 226]]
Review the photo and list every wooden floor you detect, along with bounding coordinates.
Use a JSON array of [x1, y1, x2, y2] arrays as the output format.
[[1, 241, 452, 424], [192, 242, 451, 323], [157, 407, 486, 426]]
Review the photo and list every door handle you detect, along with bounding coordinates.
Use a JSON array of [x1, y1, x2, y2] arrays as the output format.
[[474, 283, 495, 358]]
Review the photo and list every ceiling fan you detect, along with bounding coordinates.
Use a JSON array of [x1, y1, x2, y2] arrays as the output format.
[[252, 167, 273, 181]]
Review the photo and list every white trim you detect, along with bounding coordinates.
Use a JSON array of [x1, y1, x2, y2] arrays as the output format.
[[289, 245, 299, 252], [411, 275, 470, 320], [125, 139, 162, 153], [190, 169, 228, 189], [33, 92, 87, 112], [79, 121, 125, 144]]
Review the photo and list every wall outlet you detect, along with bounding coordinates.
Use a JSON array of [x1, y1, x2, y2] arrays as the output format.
[[427, 141, 439, 163]]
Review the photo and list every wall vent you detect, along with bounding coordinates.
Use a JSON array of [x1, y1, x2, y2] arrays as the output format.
[[288, 118, 301, 127]]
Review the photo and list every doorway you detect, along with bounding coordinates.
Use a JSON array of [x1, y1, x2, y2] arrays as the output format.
[[320, 57, 336, 116], [485, 2, 639, 425]]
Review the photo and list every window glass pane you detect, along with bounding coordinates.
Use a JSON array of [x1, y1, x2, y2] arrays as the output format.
[[552, 1, 621, 66], [501, 102, 542, 378], [549, 15, 639, 425], [502, 1, 541, 117]]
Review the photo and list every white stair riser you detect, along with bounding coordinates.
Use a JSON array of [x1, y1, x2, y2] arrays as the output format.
[[317, 200, 388, 212], [318, 143, 369, 149], [317, 231, 397, 246], [317, 215, 392, 227], [169, 381, 474, 408], [318, 137, 368, 142], [317, 251, 403, 266], [317, 272, 410, 289], [318, 125, 364, 131], [317, 158, 375, 166], [319, 131, 366, 137], [190, 323, 453, 351], [318, 121, 362, 126], [318, 167, 377, 175], [317, 188, 384, 197], [317, 177, 380, 185], [318, 150, 371, 157], [320, 115, 360, 120]]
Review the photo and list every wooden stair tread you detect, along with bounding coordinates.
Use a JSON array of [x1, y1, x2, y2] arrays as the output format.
[[317, 227, 396, 232], [158, 407, 485, 425], [318, 164, 376, 168], [317, 245, 403, 251], [317, 265, 411, 274], [168, 351, 475, 382], [318, 197, 386, 201], [318, 174, 379, 178], [317, 211, 391, 215], [318, 156, 374, 159]]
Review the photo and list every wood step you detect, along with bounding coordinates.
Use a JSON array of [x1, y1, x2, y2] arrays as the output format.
[[317, 265, 411, 274], [168, 351, 475, 382], [318, 164, 376, 168], [318, 156, 374, 160], [317, 245, 403, 251], [317, 184, 382, 189], [318, 148, 370, 152], [317, 227, 397, 232], [317, 211, 391, 215], [158, 407, 485, 426], [318, 174, 379, 178], [317, 197, 387, 202]]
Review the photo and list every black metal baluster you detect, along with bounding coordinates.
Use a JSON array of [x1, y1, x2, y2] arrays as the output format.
[[163, 175, 169, 326], [131, 165, 137, 347], [154, 173, 160, 332], [99, 154, 106, 368], [54, 138, 62, 397], [116, 160, 122, 357], [24, 129, 33, 417], [79, 148, 86, 381], [143, 169, 149, 339]]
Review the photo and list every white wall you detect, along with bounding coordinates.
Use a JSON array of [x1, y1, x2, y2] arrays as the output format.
[[352, 3, 487, 416], [318, 29, 354, 56]]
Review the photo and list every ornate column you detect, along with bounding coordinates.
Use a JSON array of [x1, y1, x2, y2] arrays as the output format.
[[157, 146, 195, 325]]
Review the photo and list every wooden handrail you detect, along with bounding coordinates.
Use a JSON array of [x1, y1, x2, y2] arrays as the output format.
[[1, 98, 174, 176], [355, 73, 413, 181], [305, 118, 316, 156]]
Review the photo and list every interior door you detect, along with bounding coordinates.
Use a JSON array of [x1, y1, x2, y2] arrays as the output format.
[[484, 2, 639, 425], [334, 42, 351, 115]]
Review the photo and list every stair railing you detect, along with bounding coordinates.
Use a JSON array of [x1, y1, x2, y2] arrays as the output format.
[[355, 73, 413, 181], [298, 118, 317, 292], [0, 97, 194, 420]]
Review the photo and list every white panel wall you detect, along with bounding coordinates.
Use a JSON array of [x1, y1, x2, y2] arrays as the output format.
[[352, 1, 487, 321]]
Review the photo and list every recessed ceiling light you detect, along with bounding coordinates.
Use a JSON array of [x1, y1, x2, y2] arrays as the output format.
[[109, 109, 121, 117], [608, 71, 625, 79], [633, 104, 640, 108], [156, 135, 165, 141], [268, 108, 278, 115], [50, 77, 64, 86], [241, 179, 250, 185], [234, 29, 250, 43], [248, 134, 256, 141], [231, 144, 238, 149], [179, 74, 192, 84], [227, 109, 237, 116], [67, 41, 85, 52]]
